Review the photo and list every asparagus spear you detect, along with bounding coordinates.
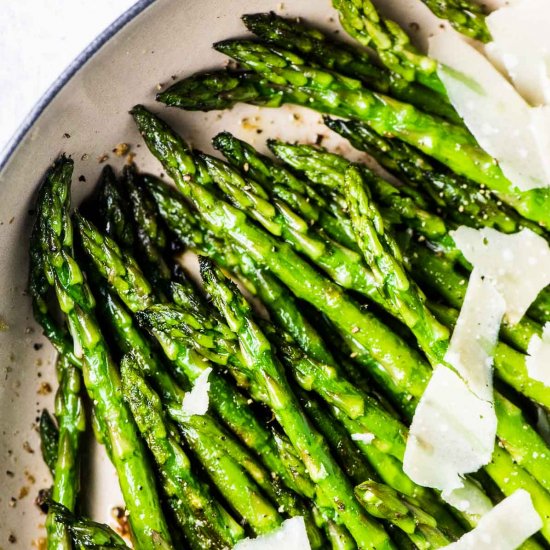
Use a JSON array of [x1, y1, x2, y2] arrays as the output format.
[[343, 166, 550, 525], [89, 245, 321, 545], [132, 105, 424, 411], [121, 165, 173, 292], [212, 131, 358, 251], [39, 410, 59, 476], [331, 0, 445, 92], [35, 155, 173, 549], [75, 213, 317, 502], [161, 45, 550, 228], [29, 163, 82, 369], [120, 353, 250, 546], [44, 355, 86, 550], [200, 258, 395, 550], [416, 0, 490, 42], [141, 177, 471, 537], [47, 501, 130, 549], [268, 140, 550, 336], [134, 107, 550, 520], [241, 11, 459, 121], [323, 116, 547, 240], [96, 165, 135, 251]]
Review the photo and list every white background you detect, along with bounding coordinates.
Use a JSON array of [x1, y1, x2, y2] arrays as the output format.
[[0, 1, 135, 156]]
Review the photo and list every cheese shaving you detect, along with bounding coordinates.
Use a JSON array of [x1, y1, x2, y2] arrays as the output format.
[[181, 367, 212, 416], [234, 517, 311, 550], [443, 489, 542, 549], [429, 31, 550, 191], [404, 366, 497, 493], [442, 480, 493, 518], [444, 269, 505, 401], [451, 227, 550, 324], [526, 323, 550, 387], [486, 0, 550, 106], [351, 433, 375, 444]]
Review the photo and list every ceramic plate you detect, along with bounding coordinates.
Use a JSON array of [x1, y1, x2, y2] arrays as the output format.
[[0, 0, 468, 546]]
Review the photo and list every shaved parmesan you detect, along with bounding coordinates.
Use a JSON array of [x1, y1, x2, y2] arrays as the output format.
[[442, 480, 493, 518], [526, 323, 550, 387], [234, 517, 311, 550], [444, 270, 505, 401], [181, 367, 212, 416], [443, 490, 542, 549], [451, 227, 550, 324], [486, 0, 550, 106], [351, 433, 375, 444], [404, 366, 497, 493], [429, 31, 550, 191]]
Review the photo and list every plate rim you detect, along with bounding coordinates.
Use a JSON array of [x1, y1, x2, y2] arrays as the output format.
[[0, 0, 156, 173]]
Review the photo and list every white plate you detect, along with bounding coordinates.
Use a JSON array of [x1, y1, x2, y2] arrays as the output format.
[[0, 0, 453, 546]]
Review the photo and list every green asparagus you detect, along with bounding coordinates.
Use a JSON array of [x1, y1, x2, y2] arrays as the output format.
[[120, 353, 248, 546], [48, 501, 130, 549], [242, 11, 459, 121], [35, 155, 173, 549], [416, 0, 490, 42], [133, 107, 550, 535], [39, 410, 59, 476], [332, 0, 445, 92], [162, 42, 550, 227], [200, 258, 395, 549]]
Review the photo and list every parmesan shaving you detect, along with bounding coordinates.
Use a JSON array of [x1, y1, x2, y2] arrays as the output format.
[[351, 433, 375, 444], [444, 270, 505, 401], [451, 227, 550, 324], [486, 0, 550, 106], [442, 480, 493, 518], [181, 367, 212, 416], [404, 366, 497, 493], [234, 517, 311, 550], [526, 323, 550, 387], [429, 31, 550, 191], [443, 490, 542, 549]]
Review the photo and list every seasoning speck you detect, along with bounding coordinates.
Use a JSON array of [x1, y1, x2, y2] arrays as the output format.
[[113, 143, 130, 157], [37, 382, 52, 395], [98, 154, 109, 164]]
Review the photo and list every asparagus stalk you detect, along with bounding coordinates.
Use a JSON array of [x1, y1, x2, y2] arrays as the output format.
[[44, 355, 86, 550], [96, 165, 135, 251], [416, 0, 490, 42], [134, 107, 550, 523], [142, 171, 474, 537], [242, 11, 459, 121], [35, 155, 173, 549], [90, 248, 321, 544], [132, 105, 424, 411], [200, 258, 395, 550], [120, 354, 249, 546], [268, 140, 550, 347], [323, 117, 547, 241], [212, 131, 358, 251], [75, 213, 316, 503], [47, 501, 130, 549], [39, 410, 59, 476], [29, 163, 82, 369], [331, 0, 445, 92], [198, 151, 398, 313], [160, 45, 550, 228], [121, 165, 172, 292], [343, 166, 550, 532]]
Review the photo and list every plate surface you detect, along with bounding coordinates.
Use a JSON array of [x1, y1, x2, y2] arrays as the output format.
[[0, 0, 460, 545]]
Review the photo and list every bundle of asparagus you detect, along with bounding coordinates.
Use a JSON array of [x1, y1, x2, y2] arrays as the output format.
[[31, 3, 550, 549]]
